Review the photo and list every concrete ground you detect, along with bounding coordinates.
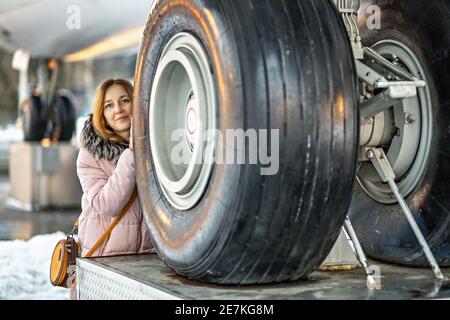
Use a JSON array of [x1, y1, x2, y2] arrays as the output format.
[[0, 172, 79, 241], [79, 254, 450, 300]]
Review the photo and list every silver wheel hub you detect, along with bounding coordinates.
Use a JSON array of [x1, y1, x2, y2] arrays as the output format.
[[149, 32, 217, 210], [358, 40, 433, 204]]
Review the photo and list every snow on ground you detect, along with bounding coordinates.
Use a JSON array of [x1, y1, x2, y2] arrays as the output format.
[[0, 232, 70, 300], [0, 125, 23, 142]]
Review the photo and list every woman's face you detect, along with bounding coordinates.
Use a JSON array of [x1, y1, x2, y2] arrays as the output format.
[[103, 84, 132, 137]]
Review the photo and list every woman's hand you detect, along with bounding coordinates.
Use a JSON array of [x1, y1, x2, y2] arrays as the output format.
[[129, 118, 134, 151]]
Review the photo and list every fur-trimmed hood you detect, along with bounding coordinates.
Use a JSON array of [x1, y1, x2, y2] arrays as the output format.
[[79, 114, 129, 163]]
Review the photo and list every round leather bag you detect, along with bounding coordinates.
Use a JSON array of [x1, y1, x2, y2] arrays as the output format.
[[50, 240, 69, 287]]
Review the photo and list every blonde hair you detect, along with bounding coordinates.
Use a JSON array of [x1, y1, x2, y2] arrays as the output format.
[[92, 79, 134, 144]]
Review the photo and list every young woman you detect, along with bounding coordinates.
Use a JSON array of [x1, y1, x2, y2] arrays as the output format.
[[76, 79, 155, 258]]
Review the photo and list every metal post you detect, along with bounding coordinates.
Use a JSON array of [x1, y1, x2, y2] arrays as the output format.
[[17, 69, 28, 119]]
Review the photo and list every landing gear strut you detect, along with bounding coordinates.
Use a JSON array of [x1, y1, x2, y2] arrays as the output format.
[[338, 0, 447, 283]]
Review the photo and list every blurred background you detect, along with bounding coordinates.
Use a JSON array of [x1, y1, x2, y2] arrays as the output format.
[[0, 0, 154, 299]]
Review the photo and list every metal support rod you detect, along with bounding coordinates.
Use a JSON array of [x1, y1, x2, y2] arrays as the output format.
[[367, 148, 446, 281], [364, 47, 424, 83], [356, 60, 387, 87], [360, 91, 397, 119], [356, 60, 425, 93], [343, 217, 378, 289], [385, 178, 445, 280], [376, 80, 426, 89]]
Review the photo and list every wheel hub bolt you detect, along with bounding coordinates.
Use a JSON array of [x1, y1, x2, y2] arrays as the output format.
[[406, 113, 415, 124]]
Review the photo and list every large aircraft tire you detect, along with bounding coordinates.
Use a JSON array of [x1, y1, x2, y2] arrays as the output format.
[[134, 0, 358, 284], [21, 95, 46, 142], [53, 90, 76, 142], [349, 0, 450, 266]]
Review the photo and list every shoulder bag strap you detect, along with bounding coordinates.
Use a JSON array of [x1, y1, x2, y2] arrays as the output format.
[[82, 187, 138, 258]]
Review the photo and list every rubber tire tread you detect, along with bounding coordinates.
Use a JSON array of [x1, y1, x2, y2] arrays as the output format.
[[134, 0, 358, 284]]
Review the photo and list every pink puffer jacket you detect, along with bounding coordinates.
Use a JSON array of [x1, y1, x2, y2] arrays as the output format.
[[76, 114, 155, 257]]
